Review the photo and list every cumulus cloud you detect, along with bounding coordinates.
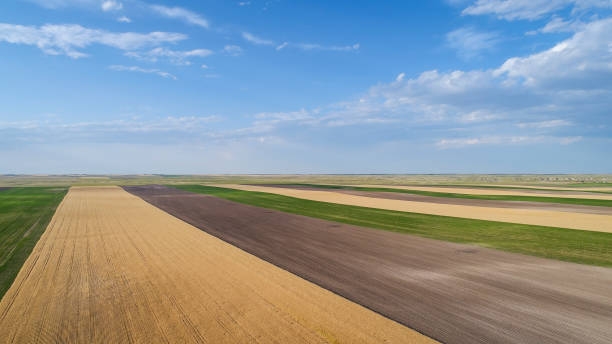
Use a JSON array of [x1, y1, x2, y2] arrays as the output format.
[[108, 65, 177, 79], [150, 5, 209, 28], [0, 23, 186, 58], [126, 47, 213, 65], [446, 27, 500, 59], [117, 16, 132, 23], [239, 18, 612, 147]]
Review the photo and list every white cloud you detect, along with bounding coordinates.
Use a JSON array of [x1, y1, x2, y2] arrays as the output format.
[[108, 65, 177, 79], [242, 18, 611, 147], [126, 47, 213, 65], [201, 64, 209, 69], [242, 32, 274, 45], [495, 18, 612, 89], [446, 27, 500, 59], [150, 5, 209, 28], [238, 1, 251, 6], [396, 73, 406, 81], [462, 0, 612, 21], [517, 119, 572, 128], [436, 135, 583, 148], [0, 23, 186, 58], [101, 0, 122, 11], [276, 42, 289, 50], [117, 16, 132, 23], [294, 43, 360, 51], [223, 45, 243, 56]]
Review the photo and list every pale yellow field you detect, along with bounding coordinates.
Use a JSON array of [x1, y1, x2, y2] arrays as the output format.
[[215, 184, 612, 233], [0, 186, 433, 344], [491, 184, 612, 192], [352, 184, 612, 200]]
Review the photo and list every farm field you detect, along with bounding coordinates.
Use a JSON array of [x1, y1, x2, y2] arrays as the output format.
[[124, 185, 612, 344], [0, 186, 430, 344], [212, 184, 612, 232], [0, 187, 67, 299], [253, 184, 612, 213], [169, 184, 612, 266]]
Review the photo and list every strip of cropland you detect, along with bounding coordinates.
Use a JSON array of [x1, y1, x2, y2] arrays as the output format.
[[0, 186, 431, 344], [214, 184, 612, 233], [290, 184, 612, 207], [354, 184, 612, 200], [255, 184, 612, 214], [125, 185, 612, 344], [0, 187, 67, 299]]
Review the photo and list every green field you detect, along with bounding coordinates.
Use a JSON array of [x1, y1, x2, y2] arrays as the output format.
[[0, 187, 67, 298], [171, 185, 612, 267], [283, 184, 612, 207]]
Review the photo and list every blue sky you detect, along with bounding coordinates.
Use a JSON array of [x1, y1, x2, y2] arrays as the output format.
[[1, 0, 611, 174]]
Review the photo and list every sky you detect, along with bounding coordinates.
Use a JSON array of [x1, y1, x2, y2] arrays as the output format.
[[0, 0, 611, 174]]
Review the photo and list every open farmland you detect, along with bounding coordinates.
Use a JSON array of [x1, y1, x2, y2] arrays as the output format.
[[213, 184, 612, 232], [0, 186, 431, 344], [125, 185, 612, 344], [254, 184, 612, 214], [0, 187, 67, 299], [353, 184, 612, 200]]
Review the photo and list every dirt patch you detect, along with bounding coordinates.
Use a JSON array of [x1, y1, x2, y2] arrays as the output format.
[[217, 184, 612, 233], [256, 184, 612, 215], [0, 186, 431, 344], [125, 185, 612, 344]]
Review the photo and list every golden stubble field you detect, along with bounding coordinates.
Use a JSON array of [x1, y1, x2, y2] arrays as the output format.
[[353, 185, 612, 200], [0, 186, 433, 344], [215, 184, 612, 233]]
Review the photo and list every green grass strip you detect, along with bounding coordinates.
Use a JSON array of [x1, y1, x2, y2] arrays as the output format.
[[284, 184, 612, 207], [170, 184, 612, 267], [0, 187, 67, 299]]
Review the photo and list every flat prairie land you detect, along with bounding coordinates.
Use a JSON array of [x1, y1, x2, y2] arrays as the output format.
[[257, 184, 612, 214], [355, 184, 612, 200], [125, 185, 612, 344], [0, 186, 431, 344], [214, 184, 612, 232], [491, 184, 612, 192], [171, 184, 612, 266], [0, 187, 67, 299]]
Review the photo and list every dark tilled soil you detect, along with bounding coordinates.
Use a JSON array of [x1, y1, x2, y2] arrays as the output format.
[[124, 185, 612, 344], [0, 187, 11, 192], [255, 184, 612, 215]]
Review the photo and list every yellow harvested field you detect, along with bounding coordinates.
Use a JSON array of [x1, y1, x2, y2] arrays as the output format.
[[215, 184, 612, 233], [351, 184, 612, 200], [0, 186, 433, 344], [490, 184, 612, 192]]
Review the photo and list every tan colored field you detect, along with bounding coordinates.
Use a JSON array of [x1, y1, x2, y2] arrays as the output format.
[[216, 184, 612, 233], [352, 184, 612, 200], [0, 186, 433, 344], [491, 184, 612, 192]]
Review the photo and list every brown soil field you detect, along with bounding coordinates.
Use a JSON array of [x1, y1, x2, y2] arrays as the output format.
[[257, 184, 612, 215], [124, 185, 612, 344], [354, 184, 612, 200], [214, 184, 612, 233], [0, 186, 432, 344]]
